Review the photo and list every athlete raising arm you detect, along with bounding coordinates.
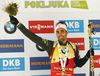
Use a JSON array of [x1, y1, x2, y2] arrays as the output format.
[[9, 16, 94, 76]]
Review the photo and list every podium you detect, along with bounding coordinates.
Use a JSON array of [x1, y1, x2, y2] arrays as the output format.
[[51, 71, 74, 76]]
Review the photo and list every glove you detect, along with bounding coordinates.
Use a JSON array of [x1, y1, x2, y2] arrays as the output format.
[[9, 16, 19, 26], [86, 48, 94, 58]]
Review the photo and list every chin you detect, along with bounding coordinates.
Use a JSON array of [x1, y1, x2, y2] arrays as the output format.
[[58, 40, 63, 42]]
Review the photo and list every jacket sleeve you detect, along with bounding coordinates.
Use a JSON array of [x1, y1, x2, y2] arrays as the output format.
[[74, 45, 89, 67], [18, 23, 54, 56]]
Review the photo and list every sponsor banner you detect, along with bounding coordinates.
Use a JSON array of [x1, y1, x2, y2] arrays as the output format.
[[24, 0, 88, 12], [0, 39, 24, 53], [59, 20, 84, 33], [74, 73, 86, 76], [93, 55, 100, 68], [30, 75, 51, 76], [67, 38, 85, 50], [0, 0, 90, 13], [30, 57, 51, 70], [30, 73, 86, 76], [25, 0, 69, 8], [0, 0, 89, 12], [92, 37, 100, 50], [71, 0, 88, 9], [29, 20, 54, 33], [89, 20, 100, 32], [0, 58, 25, 71]]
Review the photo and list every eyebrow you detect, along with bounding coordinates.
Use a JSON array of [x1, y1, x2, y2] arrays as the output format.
[[56, 29, 65, 32]]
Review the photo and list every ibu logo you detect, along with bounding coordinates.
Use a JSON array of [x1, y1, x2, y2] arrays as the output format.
[[0, 58, 25, 71], [92, 37, 100, 50], [59, 20, 84, 33]]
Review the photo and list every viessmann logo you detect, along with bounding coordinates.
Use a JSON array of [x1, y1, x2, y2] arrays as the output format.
[[29, 20, 54, 33], [67, 38, 85, 50]]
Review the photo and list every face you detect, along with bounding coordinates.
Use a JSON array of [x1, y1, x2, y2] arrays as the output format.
[[56, 28, 68, 43]]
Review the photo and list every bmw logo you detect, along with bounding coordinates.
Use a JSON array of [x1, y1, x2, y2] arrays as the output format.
[[61, 48, 68, 54], [61, 48, 66, 54], [4, 21, 17, 34]]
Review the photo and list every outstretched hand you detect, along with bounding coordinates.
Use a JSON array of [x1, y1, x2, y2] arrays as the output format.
[[86, 48, 94, 58], [9, 16, 19, 25]]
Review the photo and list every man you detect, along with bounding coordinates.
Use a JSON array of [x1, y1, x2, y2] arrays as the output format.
[[9, 16, 94, 76]]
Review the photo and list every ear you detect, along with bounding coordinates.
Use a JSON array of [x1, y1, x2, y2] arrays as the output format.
[[66, 32, 68, 35]]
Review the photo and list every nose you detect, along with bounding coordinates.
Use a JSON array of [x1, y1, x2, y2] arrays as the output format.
[[58, 32, 62, 36]]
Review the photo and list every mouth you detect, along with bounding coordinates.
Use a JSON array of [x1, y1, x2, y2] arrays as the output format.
[[59, 36, 62, 38]]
